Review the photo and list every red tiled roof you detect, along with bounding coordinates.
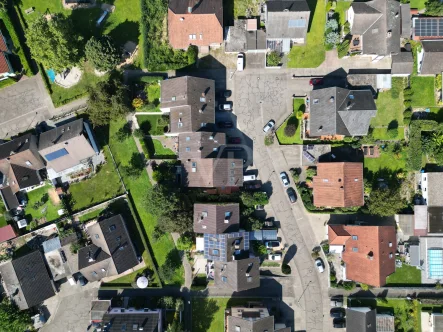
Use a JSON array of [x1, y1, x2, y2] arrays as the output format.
[[0, 225, 16, 243], [328, 224, 351, 245], [331, 225, 396, 287], [0, 52, 12, 75], [168, 9, 223, 49], [313, 162, 364, 208], [0, 32, 8, 52]]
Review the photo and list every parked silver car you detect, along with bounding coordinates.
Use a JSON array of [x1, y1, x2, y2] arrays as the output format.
[[263, 120, 275, 133]]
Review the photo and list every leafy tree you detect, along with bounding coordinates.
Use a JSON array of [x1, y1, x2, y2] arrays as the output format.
[[305, 167, 317, 180], [132, 98, 144, 109], [325, 31, 340, 45], [114, 122, 132, 142], [243, 217, 263, 231], [0, 0, 7, 12], [26, 15, 82, 72], [87, 78, 131, 126], [167, 320, 184, 332], [296, 110, 304, 119], [186, 45, 198, 65], [342, 281, 356, 290], [284, 123, 296, 137], [367, 188, 406, 216], [267, 51, 281, 66], [152, 225, 165, 243], [0, 298, 32, 332], [175, 298, 184, 312], [240, 192, 269, 207], [387, 127, 398, 139], [159, 262, 176, 284], [338, 39, 350, 58], [176, 232, 193, 251], [252, 241, 267, 256], [325, 19, 338, 31], [343, 21, 351, 35], [85, 36, 120, 72], [122, 152, 145, 179], [158, 296, 175, 308], [281, 263, 291, 275], [426, 0, 443, 16]]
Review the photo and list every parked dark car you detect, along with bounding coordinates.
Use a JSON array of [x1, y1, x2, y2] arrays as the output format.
[[78, 275, 88, 286], [218, 121, 233, 128], [330, 308, 345, 319], [229, 137, 241, 144], [330, 296, 344, 307], [286, 187, 297, 203], [309, 78, 324, 86], [220, 90, 232, 98], [333, 318, 346, 328], [244, 182, 261, 190]]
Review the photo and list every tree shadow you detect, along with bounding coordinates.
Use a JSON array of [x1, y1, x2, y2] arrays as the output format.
[[191, 297, 220, 332], [388, 120, 399, 130], [283, 244, 297, 265], [106, 20, 140, 47], [69, 7, 102, 44]]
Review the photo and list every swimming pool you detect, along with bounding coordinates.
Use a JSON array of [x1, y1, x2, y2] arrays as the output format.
[[46, 69, 56, 83]]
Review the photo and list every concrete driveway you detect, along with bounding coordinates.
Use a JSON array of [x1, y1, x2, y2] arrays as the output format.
[[0, 75, 54, 139], [41, 281, 99, 332]]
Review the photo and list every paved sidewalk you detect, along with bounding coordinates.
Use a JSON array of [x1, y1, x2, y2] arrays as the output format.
[[171, 232, 193, 290]]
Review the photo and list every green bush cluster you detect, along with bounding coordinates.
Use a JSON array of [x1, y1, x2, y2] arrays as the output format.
[[267, 51, 281, 67], [408, 120, 438, 170], [281, 263, 291, 275], [337, 39, 350, 58], [139, 76, 164, 84]]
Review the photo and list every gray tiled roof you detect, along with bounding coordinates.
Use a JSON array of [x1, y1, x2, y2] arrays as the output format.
[[309, 87, 377, 137], [194, 203, 240, 234], [391, 52, 413, 75], [425, 172, 443, 206], [265, 1, 310, 40], [350, 0, 401, 56], [160, 76, 215, 134], [178, 132, 226, 159], [428, 207, 443, 234], [400, 4, 411, 38], [421, 40, 443, 75], [0, 186, 19, 210], [227, 314, 274, 332], [214, 257, 260, 291], [38, 119, 84, 150], [0, 133, 34, 160], [78, 244, 111, 270], [346, 307, 377, 332]]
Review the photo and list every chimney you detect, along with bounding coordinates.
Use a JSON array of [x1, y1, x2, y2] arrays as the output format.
[[88, 250, 95, 262], [329, 97, 334, 103]]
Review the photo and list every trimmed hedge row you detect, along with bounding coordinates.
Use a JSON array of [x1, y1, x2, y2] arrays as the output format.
[[408, 120, 438, 170]]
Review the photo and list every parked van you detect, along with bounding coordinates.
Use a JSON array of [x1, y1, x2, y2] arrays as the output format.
[[237, 53, 244, 71], [243, 174, 256, 182]]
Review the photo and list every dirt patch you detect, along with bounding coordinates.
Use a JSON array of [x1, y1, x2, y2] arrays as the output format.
[[48, 188, 61, 205]]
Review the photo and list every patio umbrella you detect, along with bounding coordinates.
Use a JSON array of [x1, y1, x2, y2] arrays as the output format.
[[136, 276, 149, 289]]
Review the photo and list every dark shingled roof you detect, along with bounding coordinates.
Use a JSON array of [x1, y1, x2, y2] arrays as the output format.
[[98, 215, 139, 274], [421, 40, 443, 75], [194, 203, 240, 234], [0, 186, 19, 210], [309, 87, 377, 137], [227, 312, 274, 332], [400, 4, 411, 38], [169, 0, 223, 25], [12, 251, 55, 308], [178, 132, 226, 159], [38, 119, 84, 150], [160, 76, 215, 134], [0, 133, 33, 160], [214, 257, 260, 291], [428, 207, 443, 234], [78, 244, 111, 270], [346, 307, 377, 332], [391, 52, 413, 75], [102, 311, 160, 332], [266, 0, 309, 12], [11, 164, 41, 189]]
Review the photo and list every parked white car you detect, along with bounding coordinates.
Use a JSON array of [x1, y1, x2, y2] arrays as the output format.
[[315, 258, 325, 273], [237, 53, 244, 71], [280, 172, 290, 187], [243, 174, 256, 182], [263, 120, 275, 133]]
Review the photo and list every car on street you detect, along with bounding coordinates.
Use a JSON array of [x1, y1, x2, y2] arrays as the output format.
[[330, 297, 344, 307], [218, 121, 233, 128], [220, 90, 232, 98], [268, 253, 282, 261], [244, 182, 261, 190], [78, 275, 88, 286], [280, 172, 290, 187], [309, 78, 324, 86], [263, 120, 275, 133], [243, 174, 256, 182], [315, 258, 325, 273], [330, 308, 345, 318], [286, 187, 297, 203], [333, 318, 346, 328], [229, 137, 241, 144], [218, 103, 232, 111], [237, 53, 244, 71], [265, 241, 281, 250]]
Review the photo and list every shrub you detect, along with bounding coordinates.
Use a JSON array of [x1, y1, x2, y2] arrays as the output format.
[[325, 19, 338, 31], [252, 241, 268, 256], [176, 232, 193, 251], [305, 167, 317, 179], [404, 100, 412, 108], [264, 135, 274, 146], [132, 98, 144, 109], [408, 120, 438, 170], [403, 87, 413, 98], [337, 39, 350, 58], [186, 45, 198, 65], [343, 281, 356, 290], [325, 31, 339, 46], [139, 76, 164, 84], [343, 21, 351, 35], [360, 283, 372, 291], [403, 108, 412, 118], [284, 124, 296, 137], [387, 127, 398, 139], [296, 110, 304, 119], [281, 263, 291, 275], [267, 51, 281, 67]]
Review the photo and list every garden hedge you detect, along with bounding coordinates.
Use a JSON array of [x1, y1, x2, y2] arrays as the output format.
[[408, 120, 438, 170]]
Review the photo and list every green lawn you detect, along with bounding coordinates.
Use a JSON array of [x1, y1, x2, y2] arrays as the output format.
[[364, 150, 406, 174], [386, 264, 422, 285], [0, 216, 7, 228], [0, 78, 16, 90], [24, 184, 61, 222], [78, 208, 105, 223], [411, 76, 436, 107], [69, 148, 124, 211], [136, 115, 169, 136], [107, 261, 160, 287], [147, 83, 160, 104], [109, 118, 183, 285], [140, 138, 176, 159], [276, 98, 304, 144], [233, 0, 259, 18], [411, 0, 427, 10], [288, 0, 326, 68], [334, 1, 352, 26], [192, 298, 256, 332]]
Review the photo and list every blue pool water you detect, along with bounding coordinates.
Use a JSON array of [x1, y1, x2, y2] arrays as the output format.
[[46, 69, 56, 83]]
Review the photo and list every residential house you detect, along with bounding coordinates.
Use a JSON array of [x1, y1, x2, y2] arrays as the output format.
[[264, 0, 311, 53], [78, 214, 139, 282], [0, 133, 45, 211], [420, 172, 443, 206], [38, 119, 98, 183], [431, 313, 443, 332], [376, 313, 395, 332], [419, 237, 443, 283], [179, 132, 226, 160], [0, 29, 14, 80], [194, 203, 240, 234], [0, 224, 16, 243], [312, 162, 364, 208], [346, 0, 400, 58], [181, 158, 243, 188], [90, 300, 162, 332], [168, 0, 223, 51], [328, 224, 396, 287], [204, 231, 250, 262], [160, 76, 215, 135], [413, 17, 443, 41], [400, 3, 411, 39], [0, 250, 56, 310], [225, 19, 267, 53], [308, 87, 377, 138], [42, 236, 72, 281], [226, 303, 290, 332], [214, 257, 260, 291], [391, 52, 414, 76], [418, 40, 443, 75], [346, 307, 376, 332], [414, 206, 443, 236]]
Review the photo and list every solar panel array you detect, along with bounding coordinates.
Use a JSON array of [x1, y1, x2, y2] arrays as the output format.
[[45, 148, 69, 161], [414, 18, 443, 37], [204, 232, 249, 262], [288, 19, 306, 28], [428, 248, 443, 278]]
